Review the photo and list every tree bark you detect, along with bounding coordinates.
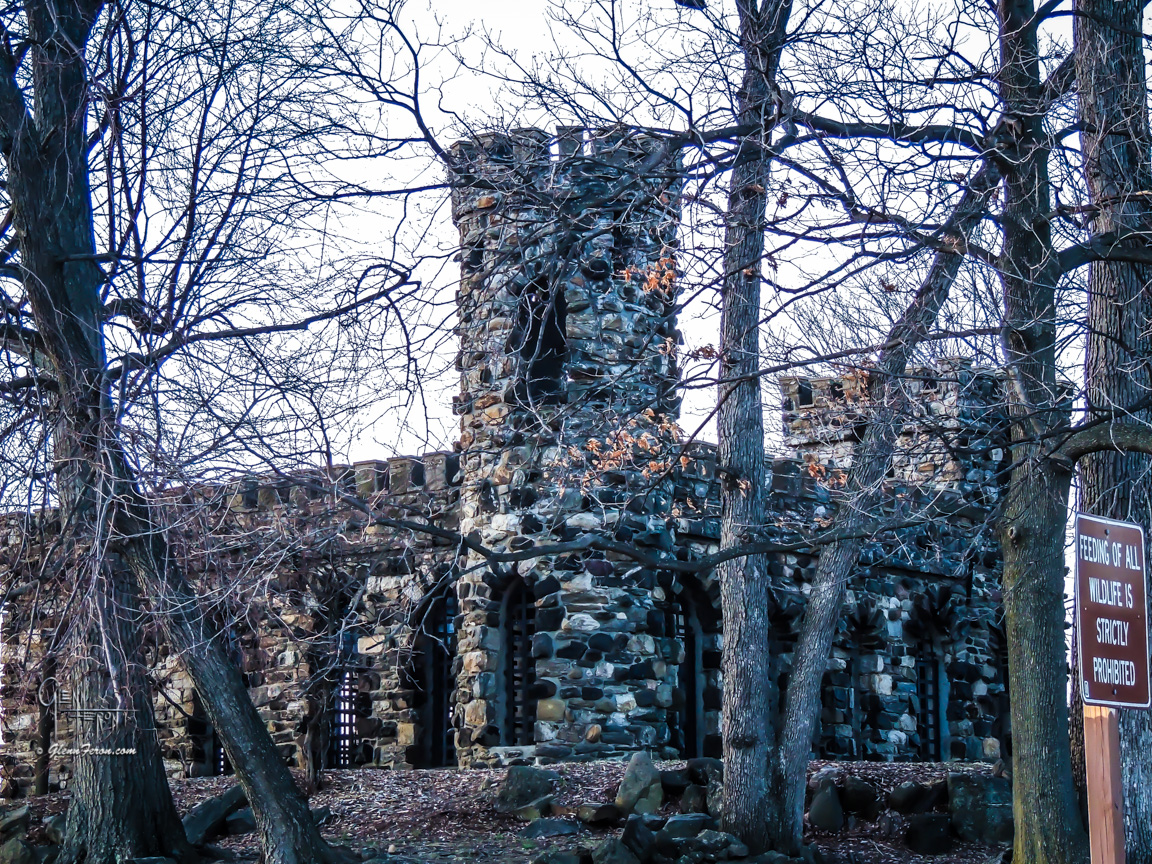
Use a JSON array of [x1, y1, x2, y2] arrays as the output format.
[[1074, 0, 1152, 856], [996, 0, 1090, 859], [716, 0, 791, 850], [770, 164, 998, 854], [2, 1, 343, 861], [117, 496, 344, 864]]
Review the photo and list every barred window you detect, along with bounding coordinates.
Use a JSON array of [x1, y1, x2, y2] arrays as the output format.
[[503, 579, 536, 745], [410, 587, 458, 767], [917, 651, 943, 761]]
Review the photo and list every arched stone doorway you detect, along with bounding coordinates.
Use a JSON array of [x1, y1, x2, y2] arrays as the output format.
[[408, 585, 458, 767]]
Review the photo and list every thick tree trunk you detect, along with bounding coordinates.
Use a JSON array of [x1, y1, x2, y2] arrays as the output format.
[[56, 561, 192, 864], [715, 0, 791, 851], [1, 3, 193, 861], [5, 2, 341, 861], [117, 500, 343, 864], [769, 164, 997, 853], [1075, 0, 1152, 855], [996, 0, 1090, 859]]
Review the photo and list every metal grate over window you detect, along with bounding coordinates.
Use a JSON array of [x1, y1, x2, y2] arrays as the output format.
[[414, 588, 458, 767], [330, 670, 358, 768], [664, 594, 701, 758], [917, 654, 942, 761], [503, 580, 537, 745]]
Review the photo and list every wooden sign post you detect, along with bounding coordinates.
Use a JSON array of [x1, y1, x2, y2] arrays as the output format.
[[1075, 513, 1152, 864]]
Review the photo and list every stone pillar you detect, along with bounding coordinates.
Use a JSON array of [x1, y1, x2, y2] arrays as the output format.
[[448, 127, 685, 766]]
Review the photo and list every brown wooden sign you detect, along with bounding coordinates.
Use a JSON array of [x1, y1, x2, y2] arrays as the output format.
[[1076, 513, 1150, 709]]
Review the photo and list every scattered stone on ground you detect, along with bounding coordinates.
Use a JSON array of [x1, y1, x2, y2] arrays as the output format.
[[615, 753, 662, 816], [182, 784, 247, 845], [3, 760, 1010, 864]]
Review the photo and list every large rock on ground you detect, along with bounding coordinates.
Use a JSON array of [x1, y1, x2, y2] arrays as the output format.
[[888, 779, 945, 815], [591, 838, 640, 864], [520, 818, 580, 839], [0, 807, 27, 844], [841, 777, 880, 819], [615, 752, 662, 815], [806, 780, 843, 833], [621, 815, 655, 862], [224, 808, 257, 836], [947, 773, 1013, 845], [0, 838, 33, 864], [680, 785, 708, 815], [905, 814, 953, 855], [182, 785, 247, 846], [496, 766, 561, 815]]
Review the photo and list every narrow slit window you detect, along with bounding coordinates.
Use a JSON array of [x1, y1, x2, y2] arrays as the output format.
[[665, 591, 703, 758], [797, 379, 814, 407], [512, 280, 567, 403]]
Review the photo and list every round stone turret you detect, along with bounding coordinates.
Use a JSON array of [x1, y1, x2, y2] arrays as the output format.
[[447, 127, 689, 765]]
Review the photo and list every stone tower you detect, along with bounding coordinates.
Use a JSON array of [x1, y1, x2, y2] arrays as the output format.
[[447, 128, 688, 766]]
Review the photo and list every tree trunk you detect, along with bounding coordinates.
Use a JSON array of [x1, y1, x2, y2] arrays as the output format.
[[2, 3, 193, 861], [1075, 0, 1152, 855], [56, 561, 192, 864], [116, 498, 344, 864], [996, 0, 1090, 859], [769, 164, 997, 853], [5, 2, 342, 861], [715, 1, 791, 850]]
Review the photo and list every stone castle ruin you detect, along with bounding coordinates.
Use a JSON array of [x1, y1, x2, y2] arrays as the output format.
[[0, 128, 1011, 795]]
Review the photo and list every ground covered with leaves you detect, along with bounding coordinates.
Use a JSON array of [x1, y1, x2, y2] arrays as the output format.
[[17, 760, 1006, 864]]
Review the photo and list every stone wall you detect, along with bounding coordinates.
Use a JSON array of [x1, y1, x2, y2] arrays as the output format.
[[0, 127, 1012, 796]]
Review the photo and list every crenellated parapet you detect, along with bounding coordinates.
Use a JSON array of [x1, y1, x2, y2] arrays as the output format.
[[779, 359, 1011, 506]]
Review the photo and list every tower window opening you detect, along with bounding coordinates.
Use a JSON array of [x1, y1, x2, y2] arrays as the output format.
[[513, 281, 567, 404], [503, 579, 537, 745], [410, 587, 458, 768], [797, 379, 814, 407]]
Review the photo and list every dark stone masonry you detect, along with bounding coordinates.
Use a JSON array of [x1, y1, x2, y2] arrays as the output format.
[[0, 128, 1011, 795]]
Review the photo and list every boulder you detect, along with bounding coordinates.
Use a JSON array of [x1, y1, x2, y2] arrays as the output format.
[[660, 813, 711, 840], [33, 849, 57, 864], [706, 777, 724, 820], [621, 815, 655, 862], [577, 803, 623, 825], [686, 757, 723, 787], [0, 807, 27, 843], [905, 814, 953, 855], [615, 752, 662, 815], [521, 819, 581, 839], [224, 808, 257, 836], [693, 829, 748, 859], [887, 780, 943, 815], [680, 784, 708, 815], [497, 766, 561, 815], [840, 777, 880, 819], [183, 785, 247, 846], [43, 815, 64, 847], [659, 768, 692, 798], [591, 839, 640, 864], [806, 781, 843, 833], [513, 796, 555, 822], [947, 773, 1012, 845], [0, 839, 33, 864]]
